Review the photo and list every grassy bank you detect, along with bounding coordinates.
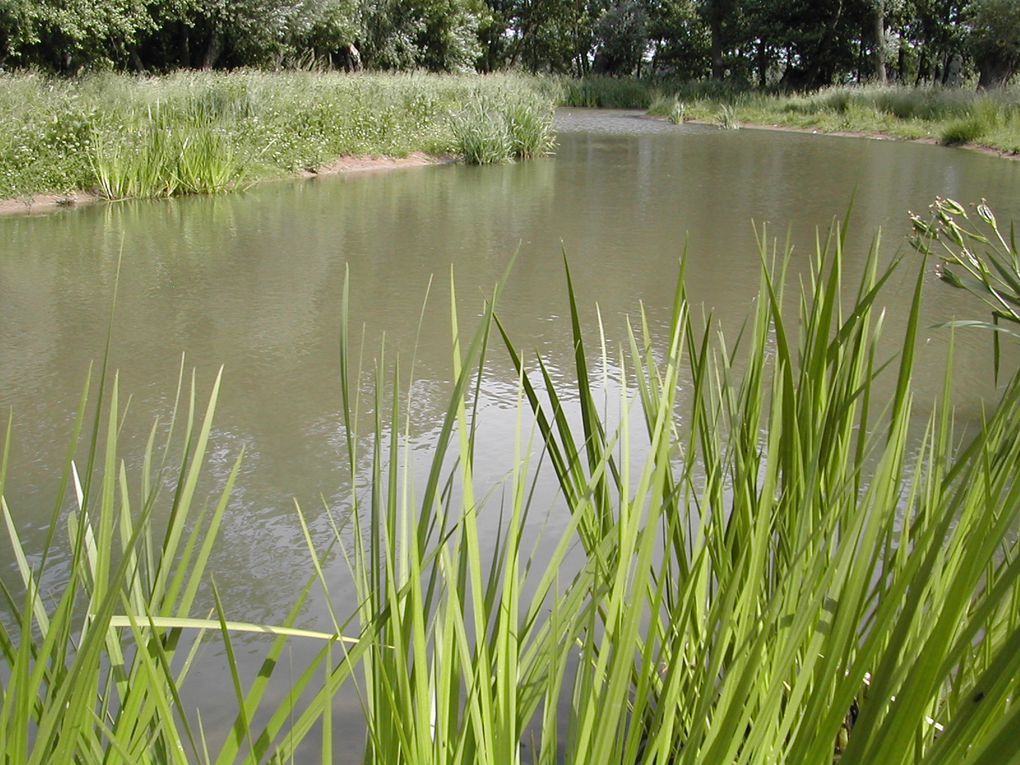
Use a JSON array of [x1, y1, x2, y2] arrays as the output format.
[[3, 210, 1020, 763], [5, 71, 1019, 205], [0, 71, 555, 201], [562, 77, 1020, 153]]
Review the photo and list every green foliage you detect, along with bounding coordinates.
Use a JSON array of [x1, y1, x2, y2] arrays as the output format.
[[968, 0, 1020, 87], [0, 71, 556, 199], [592, 0, 649, 74], [940, 114, 986, 143], [4, 217, 1020, 762], [0, 0, 151, 70], [451, 90, 555, 163], [911, 196, 1020, 376]]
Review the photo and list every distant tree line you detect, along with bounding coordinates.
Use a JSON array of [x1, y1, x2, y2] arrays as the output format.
[[1, 0, 1017, 88]]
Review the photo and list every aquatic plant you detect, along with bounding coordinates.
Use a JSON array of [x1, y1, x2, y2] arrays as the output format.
[[4, 220, 1020, 763], [504, 95, 556, 159], [0, 359, 366, 763], [649, 94, 686, 124], [91, 122, 248, 200], [450, 102, 514, 164], [716, 103, 739, 129], [911, 196, 1020, 378], [451, 93, 556, 164], [940, 116, 987, 145]]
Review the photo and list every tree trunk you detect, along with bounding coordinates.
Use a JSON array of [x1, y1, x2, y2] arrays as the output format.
[[130, 47, 146, 73], [756, 38, 767, 87], [710, 23, 724, 79], [977, 58, 1015, 89], [178, 24, 191, 68], [341, 43, 362, 72], [871, 0, 886, 84], [201, 28, 222, 70]]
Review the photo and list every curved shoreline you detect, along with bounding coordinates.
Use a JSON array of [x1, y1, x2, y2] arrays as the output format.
[[678, 116, 1020, 161], [3, 118, 1017, 218], [0, 151, 456, 218]]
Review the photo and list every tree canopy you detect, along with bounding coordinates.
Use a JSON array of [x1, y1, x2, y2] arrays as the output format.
[[0, 0, 1016, 88]]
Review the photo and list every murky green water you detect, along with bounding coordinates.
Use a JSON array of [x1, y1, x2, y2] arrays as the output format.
[[3, 109, 1020, 757]]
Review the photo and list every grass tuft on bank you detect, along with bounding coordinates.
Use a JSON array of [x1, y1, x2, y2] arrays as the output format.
[[3, 209, 1020, 762], [0, 71, 556, 201]]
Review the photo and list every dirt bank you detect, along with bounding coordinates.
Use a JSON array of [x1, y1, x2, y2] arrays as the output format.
[[0, 152, 456, 218]]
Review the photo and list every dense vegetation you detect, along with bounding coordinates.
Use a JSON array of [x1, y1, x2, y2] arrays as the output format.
[[1, 0, 1019, 89], [3, 209, 1020, 763], [0, 71, 555, 199]]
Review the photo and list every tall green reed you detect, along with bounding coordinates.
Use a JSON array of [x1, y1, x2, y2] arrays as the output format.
[[0, 349, 367, 763], [91, 114, 247, 200], [3, 216, 1020, 764], [451, 93, 556, 164], [495, 225, 1020, 763]]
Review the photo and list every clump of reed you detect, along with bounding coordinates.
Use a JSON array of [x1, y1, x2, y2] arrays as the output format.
[[940, 116, 987, 145], [558, 76, 662, 108], [451, 92, 555, 164], [649, 93, 686, 123], [716, 103, 739, 128], [4, 215, 1020, 763], [0, 359, 365, 763], [91, 121, 247, 199]]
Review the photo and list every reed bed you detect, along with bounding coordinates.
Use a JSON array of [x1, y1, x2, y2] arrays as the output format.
[[0, 71, 556, 200], [3, 218, 1020, 763]]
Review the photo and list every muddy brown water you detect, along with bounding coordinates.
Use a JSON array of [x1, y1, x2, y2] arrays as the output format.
[[2, 109, 1019, 759]]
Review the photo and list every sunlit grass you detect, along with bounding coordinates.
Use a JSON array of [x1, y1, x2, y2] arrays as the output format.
[[0, 71, 557, 200], [451, 92, 556, 164], [640, 80, 1020, 151]]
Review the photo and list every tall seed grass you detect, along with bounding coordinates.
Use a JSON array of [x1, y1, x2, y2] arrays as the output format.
[[4, 218, 1020, 763]]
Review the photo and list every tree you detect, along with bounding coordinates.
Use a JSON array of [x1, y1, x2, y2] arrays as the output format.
[[592, 0, 648, 73], [699, 0, 737, 79], [969, 0, 1020, 87], [0, 0, 151, 70], [908, 0, 968, 84], [646, 0, 709, 77]]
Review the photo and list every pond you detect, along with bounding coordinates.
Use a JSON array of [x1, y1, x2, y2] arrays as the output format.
[[2, 108, 1020, 758]]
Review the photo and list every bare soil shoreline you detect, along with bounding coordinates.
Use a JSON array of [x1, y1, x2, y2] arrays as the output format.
[[0, 151, 455, 218]]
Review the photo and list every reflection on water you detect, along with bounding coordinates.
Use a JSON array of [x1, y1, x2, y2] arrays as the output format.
[[2, 109, 1020, 758]]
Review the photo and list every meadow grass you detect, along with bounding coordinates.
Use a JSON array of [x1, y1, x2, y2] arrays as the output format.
[[3, 218, 1020, 763], [0, 71, 556, 200], [637, 80, 1020, 151]]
